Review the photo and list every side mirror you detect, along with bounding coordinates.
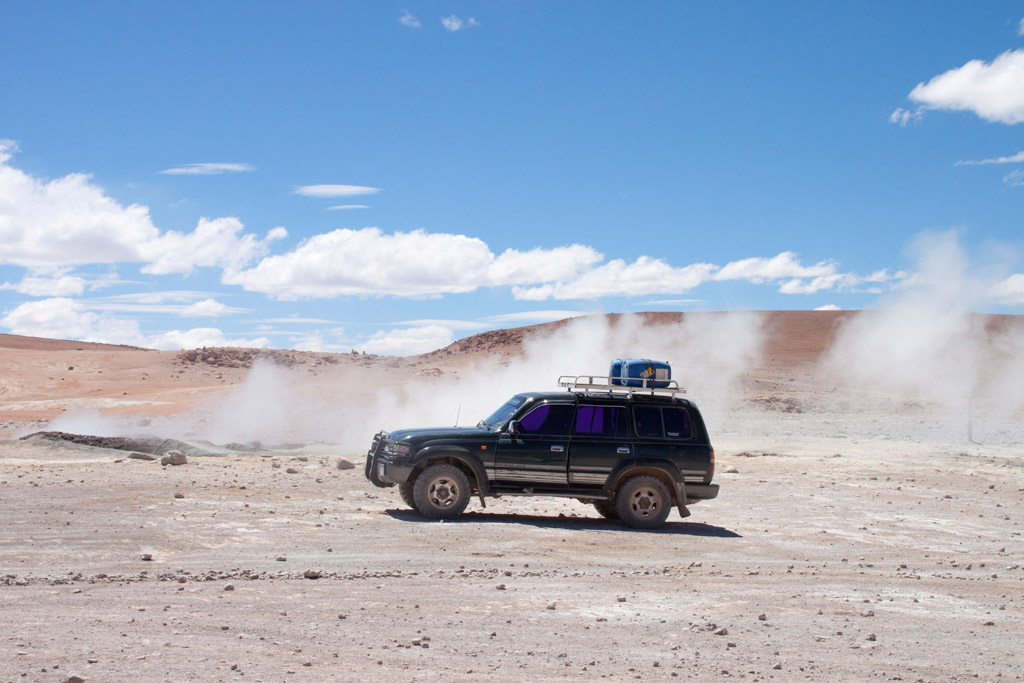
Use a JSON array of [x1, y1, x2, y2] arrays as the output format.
[[507, 420, 521, 436]]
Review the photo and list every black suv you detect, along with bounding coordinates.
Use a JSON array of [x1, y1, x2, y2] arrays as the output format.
[[364, 375, 718, 529]]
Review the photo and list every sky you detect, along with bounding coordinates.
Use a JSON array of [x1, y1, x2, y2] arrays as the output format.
[[1, 1, 1023, 356]]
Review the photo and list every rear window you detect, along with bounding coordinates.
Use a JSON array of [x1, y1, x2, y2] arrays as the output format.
[[633, 405, 693, 439], [574, 405, 629, 437]]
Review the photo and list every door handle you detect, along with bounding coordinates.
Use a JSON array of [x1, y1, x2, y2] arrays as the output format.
[[617, 447, 631, 454], [550, 445, 565, 452]]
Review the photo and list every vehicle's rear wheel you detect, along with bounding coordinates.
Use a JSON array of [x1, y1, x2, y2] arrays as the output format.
[[615, 475, 672, 529], [412, 463, 471, 520], [592, 500, 619, 520], [398, 482, 416, 509]]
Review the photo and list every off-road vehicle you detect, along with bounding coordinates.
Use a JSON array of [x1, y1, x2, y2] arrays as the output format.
[[365, 374, 718, 529]]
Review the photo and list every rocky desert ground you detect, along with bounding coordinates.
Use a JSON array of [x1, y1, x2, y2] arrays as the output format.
[[1, 311, 1022, 683]]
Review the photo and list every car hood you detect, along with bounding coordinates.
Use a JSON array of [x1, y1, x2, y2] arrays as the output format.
[[388, 425, 494, 443]]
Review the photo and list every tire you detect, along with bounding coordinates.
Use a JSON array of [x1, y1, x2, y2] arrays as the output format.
[[615, 475, 672, 529], [412, 463, 471, 520], [592, 500, 619, 520], [398, 482, 416, 509]]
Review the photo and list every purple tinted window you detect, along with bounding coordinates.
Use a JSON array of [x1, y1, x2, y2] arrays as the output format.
[[575, 405, 628, 437], [518, 404, 574, 436]]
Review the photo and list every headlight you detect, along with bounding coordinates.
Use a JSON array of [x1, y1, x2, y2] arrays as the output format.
[[383, 441, 413, 457]]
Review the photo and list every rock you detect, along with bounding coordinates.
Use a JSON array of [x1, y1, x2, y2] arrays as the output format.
[[713, 627, 728, 636], [336, 459, 355, 471], [160, 450, 188, 466], [141, 554, 153, 561], [772, 663, 782, 670], [866, 633, 876, 641], [129, 453, 157, 461], [224, 584, 235, 591], [304, 569, 322, 579], [65, 676, 86, 683], [285, 468, 299, 474], [758, 613, 767, 621], [173, 492, 184, 499], [723, 466, 739, 474]]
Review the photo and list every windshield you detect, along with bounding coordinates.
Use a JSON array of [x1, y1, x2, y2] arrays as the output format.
[[480, 394, 529, 429]]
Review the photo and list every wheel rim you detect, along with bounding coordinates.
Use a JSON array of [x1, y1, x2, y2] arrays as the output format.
[[630, 487, 661, 517], [428, 477, 459, 508]]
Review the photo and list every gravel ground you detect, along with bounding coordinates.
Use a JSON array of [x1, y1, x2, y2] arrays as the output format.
[[2, 418, 1022, 683]]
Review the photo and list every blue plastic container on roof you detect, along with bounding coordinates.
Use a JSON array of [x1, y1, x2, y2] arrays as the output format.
[[609, 358, 672, 388]]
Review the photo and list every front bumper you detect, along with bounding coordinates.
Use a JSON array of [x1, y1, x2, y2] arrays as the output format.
[[365, 431, 415, 487]]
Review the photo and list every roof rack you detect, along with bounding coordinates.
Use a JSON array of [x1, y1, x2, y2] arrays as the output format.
[[557, 375, 687, 399]]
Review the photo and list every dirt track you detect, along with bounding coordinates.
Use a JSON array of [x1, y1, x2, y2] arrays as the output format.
[[2, 432, 1021, 683]]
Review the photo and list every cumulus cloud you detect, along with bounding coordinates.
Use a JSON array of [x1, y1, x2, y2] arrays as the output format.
[[147, 328, 270, 350], [906, 49, 1024, 124], [223, 227, 495, 299], [440, 14, 479, 32], [889, 107, 922, 127], [399, 10, 421, 28], [327, 204, 370, 210], [990, 273, 1024, 304], [292, 184, 380, 198], [141, 218, 286, 275], [0, 297, 266, 349], [1, 270, 88, 296], [488, 245, 603, 286], [158, 162, 255, 175], [0, 146, 283, 274], [358, 324, 454, 356]]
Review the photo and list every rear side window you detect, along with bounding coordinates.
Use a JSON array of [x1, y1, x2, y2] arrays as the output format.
[[517, 403, 575, 436], [633, 405, 693, 439], [574, 405, 629, 437]]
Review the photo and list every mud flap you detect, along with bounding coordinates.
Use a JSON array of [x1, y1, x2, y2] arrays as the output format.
[[678, 504, 691, 519]]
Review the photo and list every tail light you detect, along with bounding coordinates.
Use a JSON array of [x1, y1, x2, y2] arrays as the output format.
[[708, 447, 715, 481]]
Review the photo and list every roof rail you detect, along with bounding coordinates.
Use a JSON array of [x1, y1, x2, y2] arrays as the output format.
[[557, 375, 687, 398]]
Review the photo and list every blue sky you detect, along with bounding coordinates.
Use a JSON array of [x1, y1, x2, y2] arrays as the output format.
[[2, 2, 1023, 354]]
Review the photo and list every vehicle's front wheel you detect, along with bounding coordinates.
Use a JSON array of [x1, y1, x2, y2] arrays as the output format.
[[412, 463, 471, 520], [592, 500, 619, 520], [615, 475, 672, 529], [398, 482, 416, 509]]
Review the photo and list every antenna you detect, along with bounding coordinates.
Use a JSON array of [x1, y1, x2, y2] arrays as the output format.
[[454, 402, 462, 427]]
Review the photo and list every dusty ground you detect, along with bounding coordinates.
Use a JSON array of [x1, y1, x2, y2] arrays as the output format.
[[1, 312, 1022, 682]]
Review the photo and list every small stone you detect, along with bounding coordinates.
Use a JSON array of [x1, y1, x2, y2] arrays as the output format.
[[141, 554, 153, 561], [546, 603, 556, 610], [286, 468, 299, 474], [616, 596, 627, 602], [866, 633, 876, 641], [861, 610, 874, 617], [276, 556, 287, 562], [758, 613, 767, 621], [173, 492, 184, 499], [129, 453, 156, 461], [713, 627, 728, 636], [772, 663, 782, 670], [336, 459, 355, 470], [495, 584, 506, 590], [224, 584, 235, 591], [723, 466, 739, 474], [304, 569, 322, 579], [160, 451, 188, 466], [65, 676, 86, 683]]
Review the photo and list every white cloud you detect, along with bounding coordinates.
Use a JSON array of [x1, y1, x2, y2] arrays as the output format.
[[1003, 169, 1024, 186], [955, 150, 1024, 165], [358, 325, 454, 356], [1019, 18, 1024, 36], [399, 10, 421, 28], [292, 184, 380, 198], [0, 147, 283, 274], [158, 162, 255, 175], [0, 297, 268, 349], [991, 273, 1024, 304], [489, 245, 603, 286], [889, 107, 921, 127], [512, 257, 718, 301], [440, 14, 479, 32], [2, 270, 87, 296], [1, 297, 146, 345], [713, 251, 837, 283], [327, 204, 370, 210], [0, 138, 20, 162], [147, 328, 270, 350], [180, 299, 232, 317], [907, 49, 1024, 124], [814, 304, 841, 311], [223, 227, 495, 299], [141, 218, 285, 275]]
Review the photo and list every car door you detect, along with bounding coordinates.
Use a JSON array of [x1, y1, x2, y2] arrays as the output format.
[[494, 402, 574, 486], [567, 403, 631, 487]]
